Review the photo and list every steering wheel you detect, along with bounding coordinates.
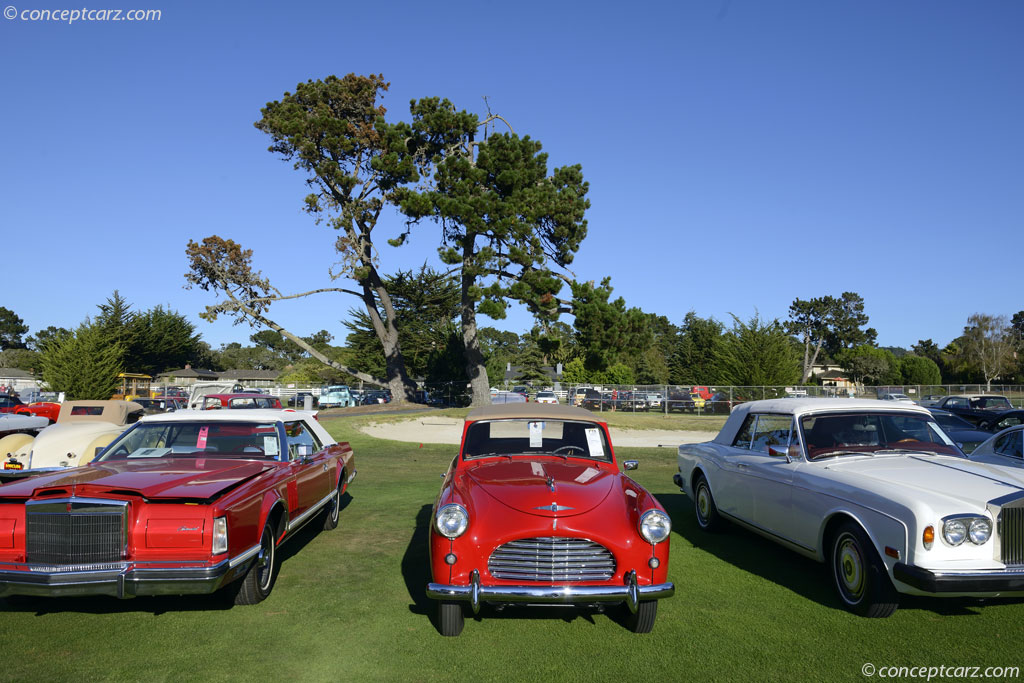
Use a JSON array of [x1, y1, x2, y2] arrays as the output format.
[[893, 438, 916, 444], [553, 445, 585, 455]]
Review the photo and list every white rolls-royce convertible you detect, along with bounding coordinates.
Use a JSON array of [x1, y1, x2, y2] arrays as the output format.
[[674, 398, 1024, 617]]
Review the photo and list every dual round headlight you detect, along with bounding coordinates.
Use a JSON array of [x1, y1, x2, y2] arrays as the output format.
[[942, 516, 992, 547], [435, 504, 469, 539], [639, 509, 672, 544]]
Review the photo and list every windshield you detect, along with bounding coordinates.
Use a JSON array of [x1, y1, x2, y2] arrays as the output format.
[[801, 412, 961, 460], [462, 419, 612, 462], [975, 397, 1013, 410], [98, 421, 281, 460]]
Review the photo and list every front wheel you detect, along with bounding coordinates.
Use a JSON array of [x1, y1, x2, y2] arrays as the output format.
[[438, 601, 465, 637], [624, 600, 658, 633], [234, 521, 278, 605], [830, 521, 898, 618]]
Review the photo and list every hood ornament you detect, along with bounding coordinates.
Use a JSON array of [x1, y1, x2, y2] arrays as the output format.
[[546, 475, 555, 493], [534, 502, 574, 512]]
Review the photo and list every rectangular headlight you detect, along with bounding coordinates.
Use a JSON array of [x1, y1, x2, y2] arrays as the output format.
[[212, 516, 228, 554]]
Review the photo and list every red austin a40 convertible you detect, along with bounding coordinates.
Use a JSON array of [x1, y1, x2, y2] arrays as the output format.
[[0, 408, 355, 605], [427, 404, 674, 635]]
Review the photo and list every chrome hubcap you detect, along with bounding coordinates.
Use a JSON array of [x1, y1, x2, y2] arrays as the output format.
[[837, 537, 864, 600], [258, 529, 274, 591], [697, 487, 710, 521]]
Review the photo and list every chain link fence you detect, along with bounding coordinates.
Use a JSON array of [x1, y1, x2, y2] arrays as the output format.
[[146, 379, 1024, 413]]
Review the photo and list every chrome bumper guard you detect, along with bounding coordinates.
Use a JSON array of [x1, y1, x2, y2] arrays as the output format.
[[894, 563, 1024, 594], [427, 569, 675, 615], [0, 550, 259, 599]]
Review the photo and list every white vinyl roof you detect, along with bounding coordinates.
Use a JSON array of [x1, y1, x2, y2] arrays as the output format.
[[714, 398, 930, 445], [140, 408, 318, 423]]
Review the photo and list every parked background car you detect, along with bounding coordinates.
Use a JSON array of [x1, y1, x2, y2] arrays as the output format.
[[0, 400, 145, 479], [926, 408, 990, 453], [0, 395, 24, 414], [0, 408, 355, 604], [926, 394, 1015, 426], [427, 404, 673, 636], [534, 390, 559, 404], [490, 391, 527, 404], [13, 400, 61, 423], [975, 409, 1024, 432], [132, 397, 184, 414], [202, 394, 284, 410], [319, 385, 357, 408], [880, 393, 914, 402], [287, 392, 319, 408], [968, 424, 1023, 467]]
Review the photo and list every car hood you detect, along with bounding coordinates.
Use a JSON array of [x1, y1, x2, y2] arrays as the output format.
[[0, 458, 273, 501], [818, 454, 1024, 508], [0, 413, 48, 433], [461, 459, 616, 517]]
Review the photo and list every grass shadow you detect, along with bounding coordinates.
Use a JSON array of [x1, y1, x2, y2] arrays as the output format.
[[661, 491, 1024, 616], [402, 504, 433, 618]]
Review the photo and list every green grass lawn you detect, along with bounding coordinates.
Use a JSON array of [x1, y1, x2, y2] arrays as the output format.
[[3, 417, 1022, 682]]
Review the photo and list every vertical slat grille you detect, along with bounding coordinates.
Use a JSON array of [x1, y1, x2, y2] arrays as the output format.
[[1002, 508, 1024, 567], [488, 537, 615, 582], [26, 508, 125, 565]]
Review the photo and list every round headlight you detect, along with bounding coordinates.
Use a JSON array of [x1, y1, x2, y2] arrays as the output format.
[[639, 509, 671, 544], [942, 519, 967, 546], [969, 518, 992, 545], [435, 504, 469, 539]]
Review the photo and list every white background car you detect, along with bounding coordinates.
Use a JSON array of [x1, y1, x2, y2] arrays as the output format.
[[534, 390, 559, 404], [1, 400, 144, 476], [675, 398, 1024, 617]]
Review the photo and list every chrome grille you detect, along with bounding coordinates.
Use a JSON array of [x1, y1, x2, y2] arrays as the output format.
[[1001, 507, 1024, 567], [26, 499, 126, 566], [488, 537, 615, 582]]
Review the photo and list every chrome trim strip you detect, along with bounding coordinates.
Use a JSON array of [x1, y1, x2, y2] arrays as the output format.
[[228, 544, 261, 568], [26, 497, 129, 512], [286, 490, 336, 531], [427, 579, 675, 605]]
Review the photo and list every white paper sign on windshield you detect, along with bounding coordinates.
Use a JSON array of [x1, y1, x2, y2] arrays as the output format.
[[585, 428, 604, 457], [264, 437, 280, 456], [529, 421, 544, 448]]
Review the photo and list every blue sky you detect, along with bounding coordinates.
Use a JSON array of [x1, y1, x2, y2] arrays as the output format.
[[2, 0, 1021, 351]]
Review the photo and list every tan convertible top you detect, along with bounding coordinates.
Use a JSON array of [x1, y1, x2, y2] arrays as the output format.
[[58, 400, 144, 425], [467, 403, 603, 422]]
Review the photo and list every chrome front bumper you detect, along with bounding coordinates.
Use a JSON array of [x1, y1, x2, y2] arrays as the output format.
[[0, 550, 258, 599], [894, 563, 1024, 594], [427, 569, 675, 615]]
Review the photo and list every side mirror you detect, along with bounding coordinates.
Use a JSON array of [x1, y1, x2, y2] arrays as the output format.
[[768, 444, 800, 462], [623, 460, 639, 471], [295, 443, 314, 462]]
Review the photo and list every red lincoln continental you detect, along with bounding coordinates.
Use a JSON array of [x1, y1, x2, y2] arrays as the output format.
[[0, 409, 355, 604], [427, 404, 674, 635]]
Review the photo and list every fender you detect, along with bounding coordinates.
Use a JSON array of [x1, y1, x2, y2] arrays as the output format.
[[259, 488, 289, 543]]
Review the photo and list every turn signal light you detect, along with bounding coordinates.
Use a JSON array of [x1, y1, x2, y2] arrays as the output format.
[[923, 525, 935, 550]]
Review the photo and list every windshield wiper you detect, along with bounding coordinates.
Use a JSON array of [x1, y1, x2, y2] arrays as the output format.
[[874, 448, 940, 456], [813, 450, 875, 460]]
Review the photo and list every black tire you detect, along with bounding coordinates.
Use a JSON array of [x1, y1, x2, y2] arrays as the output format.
[[322, 480, 342, 531], [830, 521, 899, 618], [693, 475, 722, 532], [234, 521, 278, 605], [438, 601, 465, 637], [625, 600, 658, 633]]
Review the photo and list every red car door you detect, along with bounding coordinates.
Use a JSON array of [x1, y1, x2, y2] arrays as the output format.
[[284, 419, 333, 518]]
